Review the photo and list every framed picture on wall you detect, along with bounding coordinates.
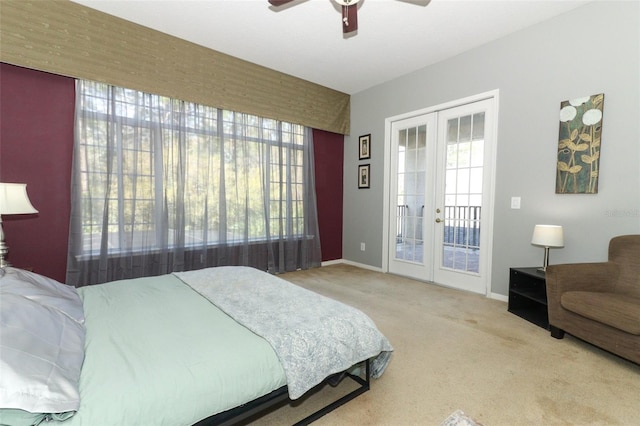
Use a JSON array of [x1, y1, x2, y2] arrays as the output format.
[[358, 134, 371, 160], [556, 93, 605, 194], [358, 164, 370, 189]]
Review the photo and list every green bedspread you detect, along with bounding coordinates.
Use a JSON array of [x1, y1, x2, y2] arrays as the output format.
[[67, 274, 286, 426]]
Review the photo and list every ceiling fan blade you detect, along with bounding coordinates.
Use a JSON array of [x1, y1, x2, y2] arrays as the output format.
[[342, 4, 358, 34], [395, 0, 430, 5], [268, 0, 295, 6]]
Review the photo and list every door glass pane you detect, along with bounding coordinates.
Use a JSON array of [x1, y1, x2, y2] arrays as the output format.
[[456, 168, 470, 193], [447, 119, 458, 143], [470, 168, 483, 193], [395, 124, 426, 264], [442, 114, 484, 273], [459, 115, 472, 142], [458, 142, 471, 168], [445, 169, 457, 194], [472, 112, 485, 140], [446, 144, 458, 168], [470, 140, 484, 167]]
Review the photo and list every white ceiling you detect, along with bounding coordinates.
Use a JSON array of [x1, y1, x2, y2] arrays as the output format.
[[71, 0, 593, 94]]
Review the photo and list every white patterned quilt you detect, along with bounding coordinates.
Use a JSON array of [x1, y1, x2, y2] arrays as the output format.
[[174, 266, 393, 399]]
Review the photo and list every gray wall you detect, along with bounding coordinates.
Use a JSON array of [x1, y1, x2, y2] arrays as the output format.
[[343, 1, 640, 296]]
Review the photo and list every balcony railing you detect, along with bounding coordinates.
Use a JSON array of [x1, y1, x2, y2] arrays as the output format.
[[397, 205, 481, 247]]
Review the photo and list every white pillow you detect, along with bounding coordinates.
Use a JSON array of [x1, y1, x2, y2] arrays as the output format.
[[0, 268, 85, 416], [0, 268, 84, 324]]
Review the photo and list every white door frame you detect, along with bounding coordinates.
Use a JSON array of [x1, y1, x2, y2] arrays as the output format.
[[382, 90, 500, 296]]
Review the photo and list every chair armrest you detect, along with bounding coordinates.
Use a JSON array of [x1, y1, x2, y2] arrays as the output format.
[[545, 262, 620, 332], [546, 262, 619, 296]]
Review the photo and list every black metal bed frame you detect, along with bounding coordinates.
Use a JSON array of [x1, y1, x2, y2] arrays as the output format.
[[194, 359, 371, 426]]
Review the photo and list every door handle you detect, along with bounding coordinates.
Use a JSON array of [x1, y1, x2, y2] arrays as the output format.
[[435, 218, 442, 223]]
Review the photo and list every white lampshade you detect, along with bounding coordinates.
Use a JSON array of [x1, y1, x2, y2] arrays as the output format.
[[531, 224, 564, 273], [0, 183, 38, 215], [0, 182, 38, 269], [531, 224, 564, 248]]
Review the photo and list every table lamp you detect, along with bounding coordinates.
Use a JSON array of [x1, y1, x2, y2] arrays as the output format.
[[531, 224, 564, 272], [0, 182, 38, 269]]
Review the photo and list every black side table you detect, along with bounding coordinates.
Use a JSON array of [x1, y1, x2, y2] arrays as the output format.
[[508, 267, 548, 329]]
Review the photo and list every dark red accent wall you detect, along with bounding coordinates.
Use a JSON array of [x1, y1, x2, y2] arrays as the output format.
[[0, 63, 74, 282], [0, 64, 344, 281], [313, 129, 344, 261]]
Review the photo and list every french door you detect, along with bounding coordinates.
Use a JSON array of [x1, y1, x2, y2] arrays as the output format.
[[384, 95, 497, 295]]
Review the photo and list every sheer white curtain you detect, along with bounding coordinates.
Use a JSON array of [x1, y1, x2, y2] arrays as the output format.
[[67, 81, 321, 286]]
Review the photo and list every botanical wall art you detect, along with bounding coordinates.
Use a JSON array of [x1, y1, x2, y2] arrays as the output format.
[[556, 93, 604, 194], [358, 164, 370, 189], [358, 134, 371, 160]]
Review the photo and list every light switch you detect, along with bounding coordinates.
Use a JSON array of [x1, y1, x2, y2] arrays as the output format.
[[511, 197, 521, 209]]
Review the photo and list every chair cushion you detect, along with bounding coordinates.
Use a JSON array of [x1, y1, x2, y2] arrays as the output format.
[[561, 291, 640, 335]]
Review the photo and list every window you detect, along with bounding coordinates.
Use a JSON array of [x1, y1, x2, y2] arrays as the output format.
[[68, 81, 320, 284]]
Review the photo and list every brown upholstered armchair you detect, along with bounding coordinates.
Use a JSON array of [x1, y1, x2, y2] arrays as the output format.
[[545, 234, 640, 364]]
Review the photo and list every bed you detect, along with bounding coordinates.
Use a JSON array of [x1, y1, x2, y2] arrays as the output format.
[[0, 266, 393, 425]]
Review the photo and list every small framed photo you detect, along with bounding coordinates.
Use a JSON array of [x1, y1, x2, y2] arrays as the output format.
[[358, 134, 371, 160], [358, 164, 370, 189]]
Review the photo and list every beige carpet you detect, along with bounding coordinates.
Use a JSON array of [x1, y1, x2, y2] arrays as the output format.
[[246, 264, 640, 425]]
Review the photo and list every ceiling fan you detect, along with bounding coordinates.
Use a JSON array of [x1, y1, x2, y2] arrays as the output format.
[[267, 0, 362, 35], [269, 0, 428, 35]]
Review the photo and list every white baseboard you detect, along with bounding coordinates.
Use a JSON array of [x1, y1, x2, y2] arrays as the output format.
[[320, 259, 344, 267], [489, 292, 508, 303], [321, 258, 384, 273], [320, 259, 508, 301]]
